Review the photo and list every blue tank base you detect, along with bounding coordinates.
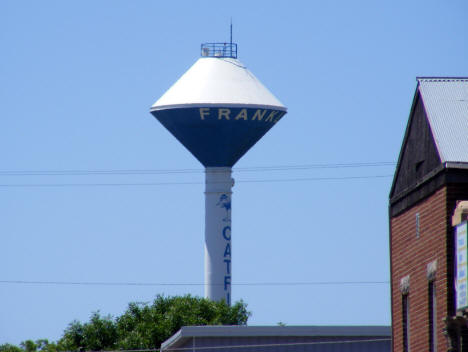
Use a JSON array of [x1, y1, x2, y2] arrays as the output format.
[[151, 106, 286, 167]]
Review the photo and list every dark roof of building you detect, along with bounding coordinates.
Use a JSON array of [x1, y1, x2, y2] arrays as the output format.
[[161, 325, 391, 351]]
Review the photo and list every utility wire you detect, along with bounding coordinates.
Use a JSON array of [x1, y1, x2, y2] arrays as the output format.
[[0, 174, 393, 188], [0, 280, 389, 287], [0, 162, 395, 176], [236, 161, 395, 171]]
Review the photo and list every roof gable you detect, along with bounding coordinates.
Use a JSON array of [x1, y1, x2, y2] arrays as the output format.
[[390, 89, 441, 198]]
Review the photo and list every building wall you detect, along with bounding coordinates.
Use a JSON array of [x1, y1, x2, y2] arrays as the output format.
[[444, 183, 468, 315], [390, 186, 449, 352], [176, 335, 391, 352]]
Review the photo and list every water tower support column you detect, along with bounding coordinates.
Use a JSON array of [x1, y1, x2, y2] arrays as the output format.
[[204, 167, 234, 304]]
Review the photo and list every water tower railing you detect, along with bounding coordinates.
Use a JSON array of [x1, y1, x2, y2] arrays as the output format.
[[201, 43, 237, 58]]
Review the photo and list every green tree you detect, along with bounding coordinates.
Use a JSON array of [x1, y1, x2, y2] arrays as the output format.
[[116, 295, 249, 350], [57, 295, 249, 351], [35, 339, 58, 352], [0, 344, 23, 352], [1, 340, 58, 352], [19, 341, 36, 352], [2, 295, 250, 352], [58, 312, 117, 351]]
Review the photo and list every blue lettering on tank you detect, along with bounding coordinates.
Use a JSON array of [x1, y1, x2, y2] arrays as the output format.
[[224, 243, 231, 257], [224, 275, 231, 290], [224, 259, 231, 274], [222, 226, 231, 240]]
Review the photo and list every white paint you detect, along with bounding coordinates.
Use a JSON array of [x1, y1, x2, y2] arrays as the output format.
[[456, 222, 468, 310], [204, 167, 234, 304], [151, 58, 286, 112]]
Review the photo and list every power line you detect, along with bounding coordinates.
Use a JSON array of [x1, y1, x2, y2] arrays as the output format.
[[0, 174, 393, 188], [236, 175, 392, 183], [0, 280, 389, 287], [0, 169, 201, 176], [0, 162, 396, 176], [236, 161, 395, 172]]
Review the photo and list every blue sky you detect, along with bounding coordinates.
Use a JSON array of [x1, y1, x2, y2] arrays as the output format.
[[1, 0, 468, 345]]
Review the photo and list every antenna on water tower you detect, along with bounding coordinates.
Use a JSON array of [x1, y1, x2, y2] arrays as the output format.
[[230, 19, 233, 47], [149, 34, 287, 305]]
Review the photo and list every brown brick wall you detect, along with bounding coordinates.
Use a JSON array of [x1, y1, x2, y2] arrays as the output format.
[[391, 186, 449, 352], [444, 184, 468, 316]]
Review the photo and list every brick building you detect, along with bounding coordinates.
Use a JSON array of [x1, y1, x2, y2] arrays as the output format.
[[390, 78, 468, 351]]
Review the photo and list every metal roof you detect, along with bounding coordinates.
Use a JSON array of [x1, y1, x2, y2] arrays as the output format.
[[151, 57, 286, 112], [418, 77, 468, 163], [161, 325, 391, 350]]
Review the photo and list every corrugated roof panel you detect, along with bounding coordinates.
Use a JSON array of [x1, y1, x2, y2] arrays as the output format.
[[418, 78, 468, 163]]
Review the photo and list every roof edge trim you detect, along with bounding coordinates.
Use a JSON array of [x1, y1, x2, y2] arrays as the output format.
[[160, 329, 183, 350], [150, 103, 288, 112], [417, 77, 468, 82], [161, 325, 392, 350], [389, 82, 422, 198], [445, 162, 468, 169], [390, 164, 445, 205]]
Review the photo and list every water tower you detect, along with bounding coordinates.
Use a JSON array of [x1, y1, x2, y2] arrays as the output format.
[[150, 40, 287, 304]]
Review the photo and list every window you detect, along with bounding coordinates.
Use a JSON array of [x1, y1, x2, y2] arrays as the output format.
[[428, 281, 436, 352], [416, 213, 420, 238], [415, 160, 424, 172], [403, 294, 410, 352]]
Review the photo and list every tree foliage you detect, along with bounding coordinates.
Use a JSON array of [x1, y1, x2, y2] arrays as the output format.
[[2, 295, 250, 352], [115, 295, 249, 350], [58, 313, 117, 351], [0, 340, 57, 352]]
